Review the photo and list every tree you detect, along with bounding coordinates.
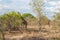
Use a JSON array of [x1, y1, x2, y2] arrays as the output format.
[[0, 11, 28, 33], [0, 15, 8, 31], [0, 11, 23, 32], [22, 13, 36, 20], [6, 11, 22, 31], [40, 15, 49, 25], [53, 12, 60, 26], [31, 0, 44, 26], [22, 13, 36, 26]]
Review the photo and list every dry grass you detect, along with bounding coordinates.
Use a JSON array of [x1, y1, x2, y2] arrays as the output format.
[[4, 25, 60, 40]]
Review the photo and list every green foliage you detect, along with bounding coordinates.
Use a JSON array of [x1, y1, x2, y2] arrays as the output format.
[[0, 11, 23, 31], [22, 13, 36, 20], [0, 11, 49, 32], [22, 13, 36, 26], [53, 13, 60, 26]]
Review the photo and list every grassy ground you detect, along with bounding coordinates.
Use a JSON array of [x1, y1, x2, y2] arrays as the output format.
[[4, 25, 60, 40]]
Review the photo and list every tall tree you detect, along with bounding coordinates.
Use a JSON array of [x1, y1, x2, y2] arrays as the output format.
[[31, 0, 44, 26]]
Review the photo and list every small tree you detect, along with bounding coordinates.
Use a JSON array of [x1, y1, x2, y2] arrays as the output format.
[[22, 13, 36, 26], [53, 12, 60, 26], [0, 11, 23, 32]]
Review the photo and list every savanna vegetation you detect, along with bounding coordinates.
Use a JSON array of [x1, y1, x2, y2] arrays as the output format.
[[0, 0, 60, 40], [0, 11, 60, 40]]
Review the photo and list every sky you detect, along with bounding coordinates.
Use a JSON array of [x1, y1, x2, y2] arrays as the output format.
[[0, 0, 60, 19]]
